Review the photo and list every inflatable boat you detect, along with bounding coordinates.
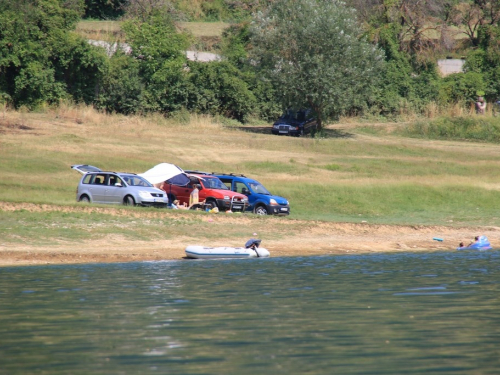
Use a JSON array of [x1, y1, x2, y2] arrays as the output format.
[[185, 239, 270, 259], [456, 235, 492, 251]]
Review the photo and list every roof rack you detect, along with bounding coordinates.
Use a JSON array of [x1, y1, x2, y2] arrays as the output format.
[[211, 172, 247, 177], [184, 170, 247, 178], [184, 170, 212, 175]]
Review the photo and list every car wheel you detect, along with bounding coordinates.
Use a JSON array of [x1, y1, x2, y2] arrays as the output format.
[[124, 195, 136, 206], [79, 195, 90, 203], [254, 205, 269, 215]]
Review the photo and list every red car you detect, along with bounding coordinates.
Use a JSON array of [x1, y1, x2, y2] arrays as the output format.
[[161, 171, 249, 212]]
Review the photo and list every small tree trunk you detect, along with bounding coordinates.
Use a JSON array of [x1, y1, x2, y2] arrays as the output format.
[[307, 99, 323, 133]]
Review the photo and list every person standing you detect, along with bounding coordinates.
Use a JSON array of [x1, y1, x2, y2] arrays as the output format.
[[476, 96, 486, 114]]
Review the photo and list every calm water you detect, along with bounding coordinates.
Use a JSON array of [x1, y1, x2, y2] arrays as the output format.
[[0, 251, 499, 375]]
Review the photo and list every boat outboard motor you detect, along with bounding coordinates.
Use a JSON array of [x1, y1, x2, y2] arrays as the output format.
[[245, 238, 261, 249], [245, 238, 262, 256]]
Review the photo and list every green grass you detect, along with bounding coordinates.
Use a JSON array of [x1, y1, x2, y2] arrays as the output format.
[[276, 183, 500, 226], [396, 116, 500, 143], [2, 107, 500, 247]]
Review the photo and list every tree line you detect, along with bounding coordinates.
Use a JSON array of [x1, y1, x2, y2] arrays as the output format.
[[1, 0, 500, 132]]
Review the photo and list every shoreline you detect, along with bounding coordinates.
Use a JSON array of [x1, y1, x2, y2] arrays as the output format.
[[2, 202, 498, 267], [2, 221, 498, 267]]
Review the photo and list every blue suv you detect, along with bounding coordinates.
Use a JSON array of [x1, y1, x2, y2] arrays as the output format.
[[213, 173, 290, 216]]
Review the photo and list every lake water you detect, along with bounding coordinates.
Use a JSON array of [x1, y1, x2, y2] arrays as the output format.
[[0, 251, 499, 374]]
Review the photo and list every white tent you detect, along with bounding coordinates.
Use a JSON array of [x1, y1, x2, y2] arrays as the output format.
[[139, 163, 189, 185]]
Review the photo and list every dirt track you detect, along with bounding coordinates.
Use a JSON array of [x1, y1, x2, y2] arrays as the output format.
[[2, 202, 498, 267]]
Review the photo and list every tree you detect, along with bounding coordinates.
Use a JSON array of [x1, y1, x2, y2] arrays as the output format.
[[0, 0, 106, 108], [250, 0, 385, 131], [83, 0, 126, 20], [450, 0, 500, 47], [121, 11, 189, 113]]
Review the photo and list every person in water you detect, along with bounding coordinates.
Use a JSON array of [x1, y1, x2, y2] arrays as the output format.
[[459, 236, 479, 248]]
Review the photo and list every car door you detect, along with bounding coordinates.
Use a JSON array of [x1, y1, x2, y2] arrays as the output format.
[[89, 173, 108, 203], [175, 178, 197, 205], [105, 175, 125, 204], [234, 181, 255, 209]]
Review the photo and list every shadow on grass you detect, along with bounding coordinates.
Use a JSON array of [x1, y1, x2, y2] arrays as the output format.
[[234, 125, 355, 139]]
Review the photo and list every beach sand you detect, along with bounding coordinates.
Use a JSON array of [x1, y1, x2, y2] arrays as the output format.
[[2, 203, 498, 267]]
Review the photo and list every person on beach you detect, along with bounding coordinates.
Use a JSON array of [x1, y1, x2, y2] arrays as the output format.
[[476, 97, 486, 114]]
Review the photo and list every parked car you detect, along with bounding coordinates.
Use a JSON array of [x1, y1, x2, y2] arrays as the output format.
[[271, 108, 316, 136], [212, 173, 290, 216], [71, 164, 168, 207], [161, 171, 249, 212]]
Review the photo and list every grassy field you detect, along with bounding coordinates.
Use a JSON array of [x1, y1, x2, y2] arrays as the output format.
[[76, 20, 228, 50], [2, 104, 500, 234]]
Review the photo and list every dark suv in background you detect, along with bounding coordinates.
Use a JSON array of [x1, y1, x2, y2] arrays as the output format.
[[271, 108, 316, 137]]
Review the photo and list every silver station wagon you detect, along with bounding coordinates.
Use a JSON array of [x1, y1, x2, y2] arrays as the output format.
[[71, 164, 168, 207]]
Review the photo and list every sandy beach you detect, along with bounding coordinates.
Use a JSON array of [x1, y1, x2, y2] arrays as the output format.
[[2, 202, 498, 267]]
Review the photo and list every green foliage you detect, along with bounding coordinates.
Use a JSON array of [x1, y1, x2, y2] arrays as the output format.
[[0, 0, 106, 109], [122, 13, 188, 79], [220, 22, 251, 68], [185, 61, 256, 122], [250, 0, 385, 129], [464, 49, 500, 102], [120, 12, 190, 113], [438, 72, 485, 105], [170, 0, 260, 22], [83, 0, 126, 20], [369, 25, 441, 115], [96, 52, 144, 114], [246, 77, 281, 121]]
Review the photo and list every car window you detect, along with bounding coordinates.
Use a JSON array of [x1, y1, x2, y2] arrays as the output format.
[[235, 182, 248, 194], [218, 178, 232, 190], [282, 109, 295, 120], [82, 174, 93, 184], [249, 182, 271, 195], [108, 175, 123, 186], [203, 177, 229, 190], [93, 174, 108, 185], [121, 175, 152, 187]]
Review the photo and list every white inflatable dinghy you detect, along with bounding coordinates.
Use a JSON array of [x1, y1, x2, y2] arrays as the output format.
[[185, 239, 270, 259]]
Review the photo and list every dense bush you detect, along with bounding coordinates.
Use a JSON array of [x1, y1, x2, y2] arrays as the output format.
[[464, 49, 500, 102], [96, 52, 144, 114], [184, 61, 256, 122], [438, 72, 486, 105], [0, 0, 107, 109]]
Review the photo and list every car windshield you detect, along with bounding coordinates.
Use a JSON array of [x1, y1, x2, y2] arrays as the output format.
[[202, 177, 229, 190], [282, 109, 307, 121], [249, 182, 271, 195], [121, 174, 153, 187]]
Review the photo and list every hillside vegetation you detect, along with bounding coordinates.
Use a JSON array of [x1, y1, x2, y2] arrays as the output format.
[[2, 0, 500, 126]]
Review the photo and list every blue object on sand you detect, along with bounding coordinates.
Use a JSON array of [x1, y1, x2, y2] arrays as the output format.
[[433, 237, 443, 242], [456, 235, 492, 251]]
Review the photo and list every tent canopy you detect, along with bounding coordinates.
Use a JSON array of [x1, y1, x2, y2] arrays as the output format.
[[140, 163, 190, 186]]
